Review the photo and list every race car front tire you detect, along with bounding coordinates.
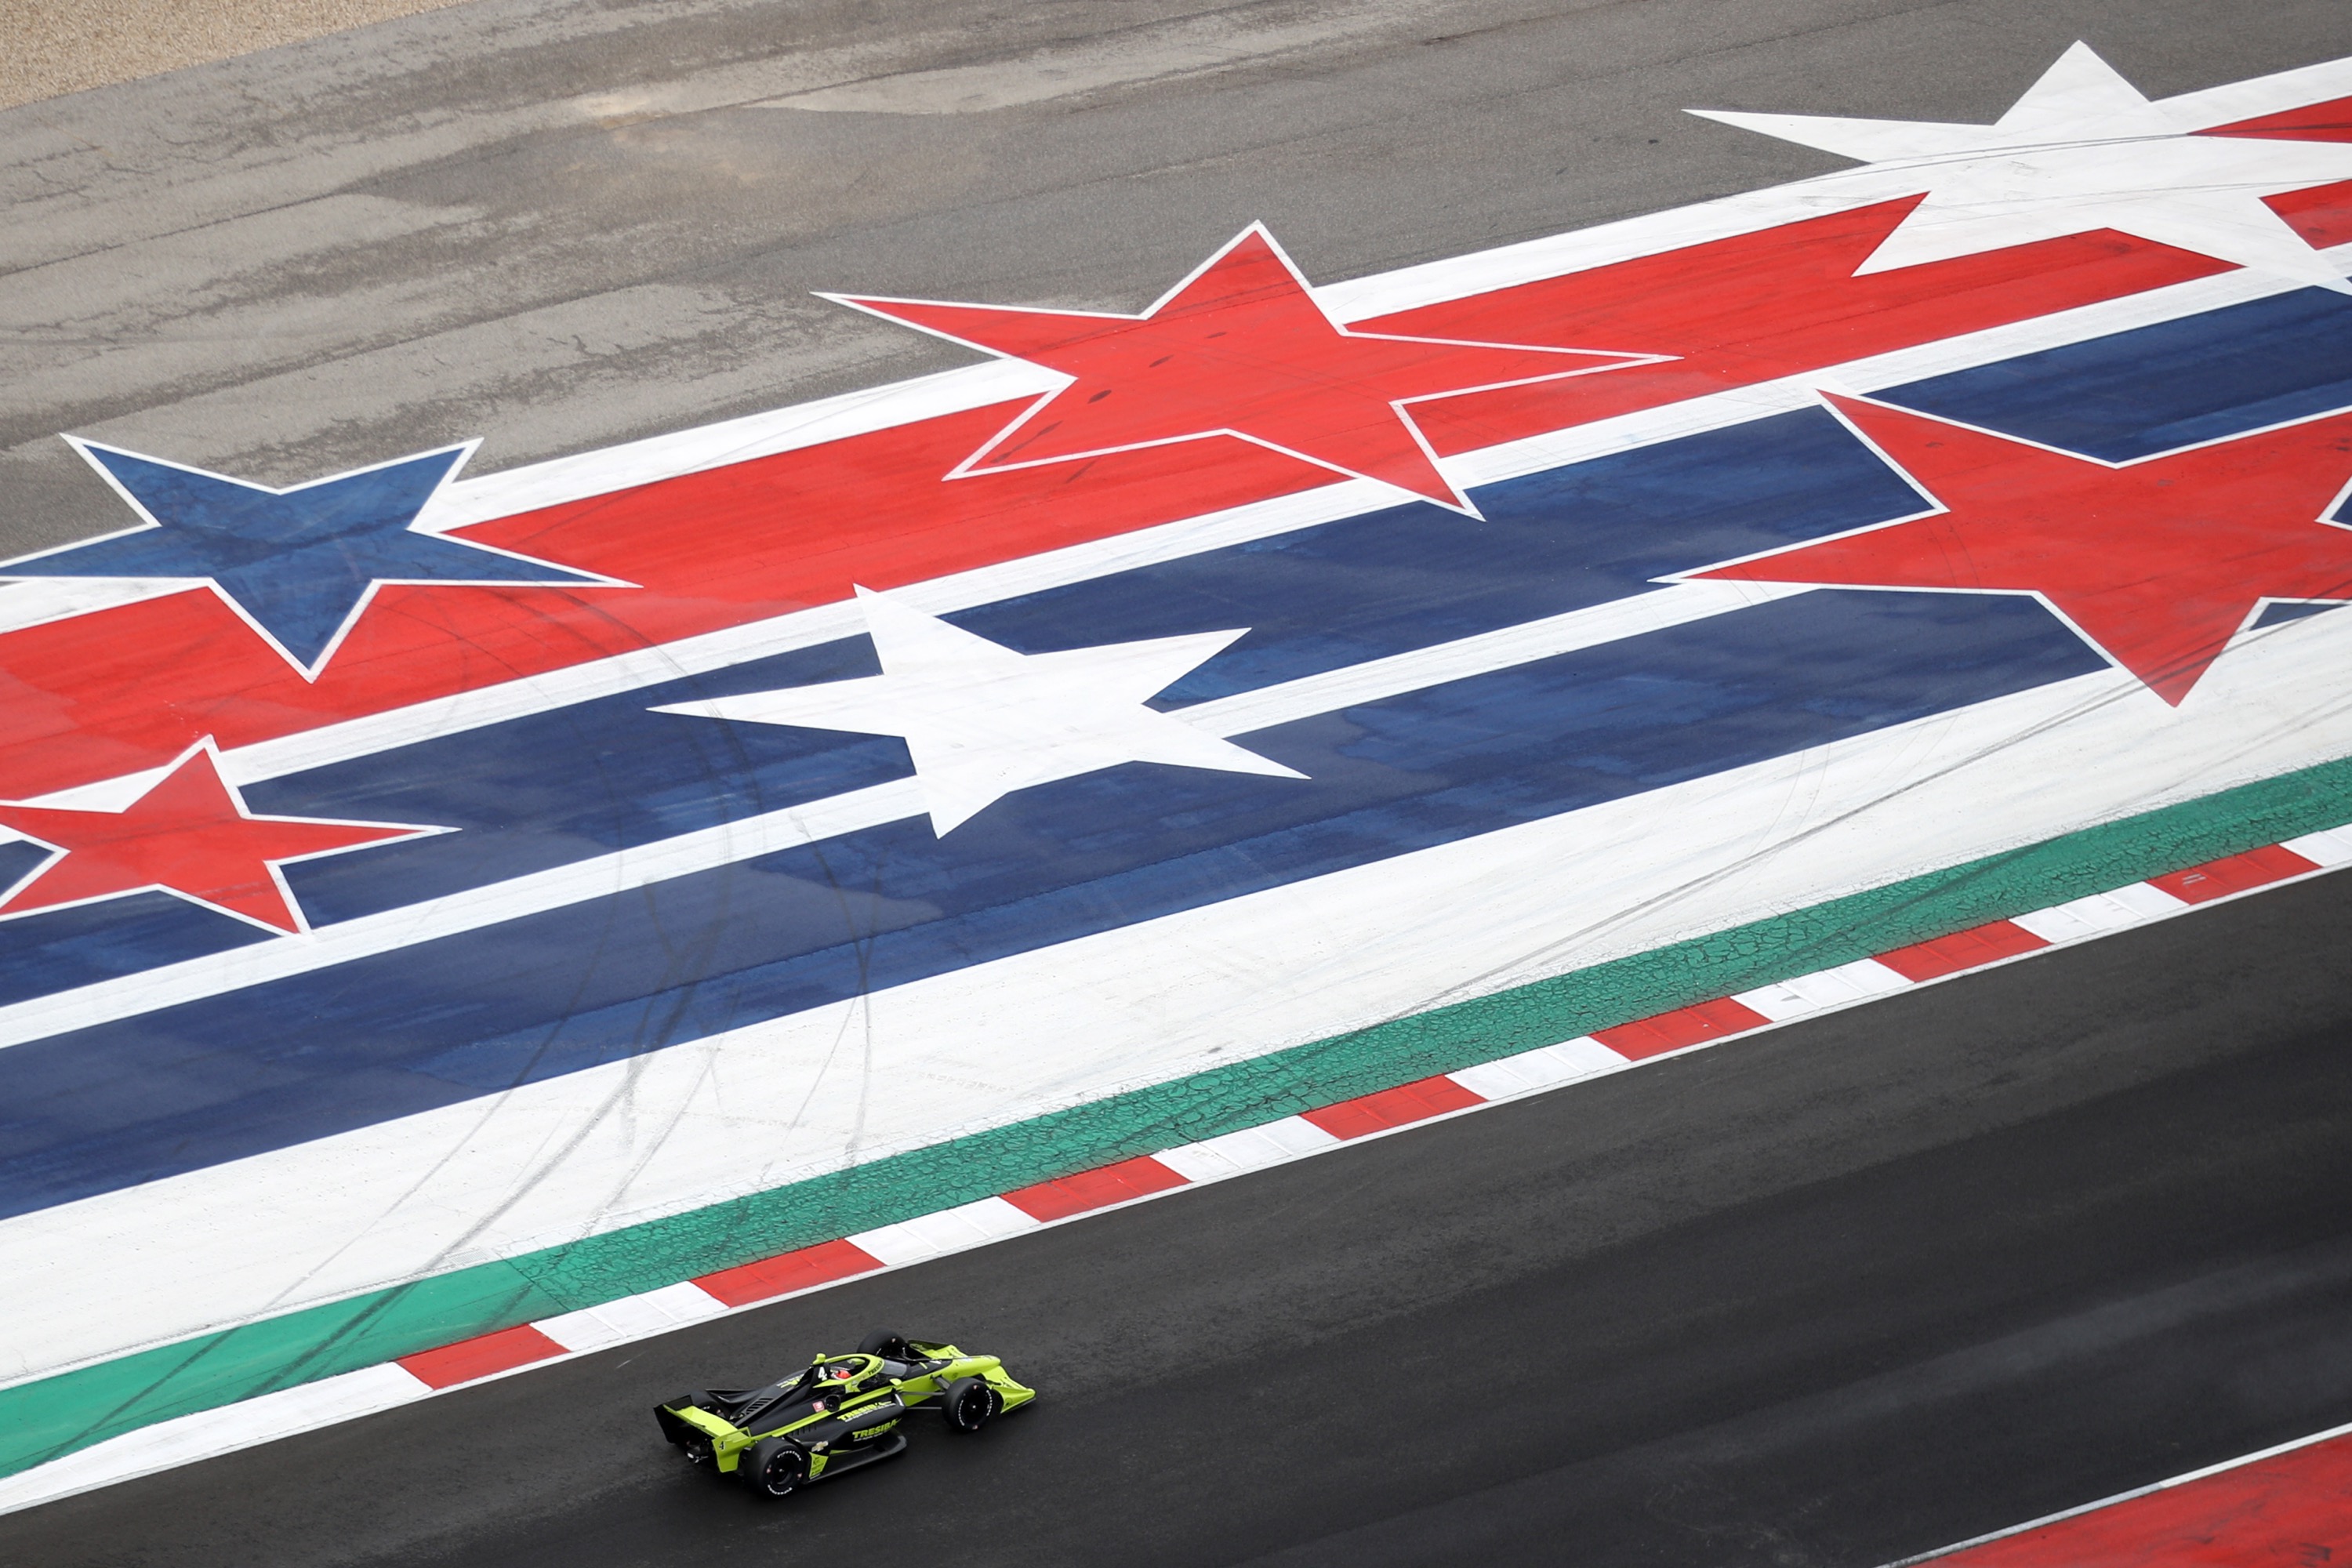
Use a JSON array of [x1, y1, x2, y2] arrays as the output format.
[[942, 1377, 998, 1433], [741, 1438, 807, 1497]]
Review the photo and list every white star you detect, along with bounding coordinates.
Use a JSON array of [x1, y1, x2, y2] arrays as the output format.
[[1691, 42, 2352, 291], [655, 588, 1305, 834]]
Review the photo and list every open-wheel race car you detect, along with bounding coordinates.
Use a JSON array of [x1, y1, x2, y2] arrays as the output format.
[[654, 1330, 1036, 1497]]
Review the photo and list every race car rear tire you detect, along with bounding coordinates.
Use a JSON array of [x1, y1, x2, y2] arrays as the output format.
[[942, 1377, 997, 1433], [741, 1438, 807, 1497], [857, 1328, 910, 1359]]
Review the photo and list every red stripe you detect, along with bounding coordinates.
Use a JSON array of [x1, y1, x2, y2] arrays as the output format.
[[691, 1237, 884, 1308], [13, 172, 2352, 801], [1001, 1156, 1190, 1221], [1364, 198, 2244, 461], [2202, 94, 2352, 142], [2147, 844, 2320, 905], [1876, 920, 2051, 982], [0, 408, 1324, 800], [395, 1323, 568, 1389], [1592, 996, 1771, 1059], [1929, 1429, 2352, 1565], [1302, 1074, 1484, 1140]]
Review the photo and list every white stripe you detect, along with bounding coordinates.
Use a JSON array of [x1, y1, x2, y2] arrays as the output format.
[[848, 1197, 1041, 1267], [2281, 825, 2352, 866], [0, 582, 1800, 1047], [535, 1282, 727, 1354], [2012, 883, 2187, 943], [1155, 1118, 1342, 1183], [1181, 581, 1808, 736], [1446, 1039, 1632, 1100], [16, 603, 2352, 1388], [422, 359, 1063, 534], [1732, 958, 1911, 1022], [0, 776, 922, 1043]]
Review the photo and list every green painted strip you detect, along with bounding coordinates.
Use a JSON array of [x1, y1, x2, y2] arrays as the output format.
[[9, 753, 2352, 1479]]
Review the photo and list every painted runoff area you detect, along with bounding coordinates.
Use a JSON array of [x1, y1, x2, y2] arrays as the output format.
[[8, 41, 2352, 1514], [1890, 1420, 2352, 1566], [16, 205, 2352, 1411], [4, 818, 2348, 1515]]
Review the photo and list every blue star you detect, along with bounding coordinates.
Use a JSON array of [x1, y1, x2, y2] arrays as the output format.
[[5, 440, 611, 675]]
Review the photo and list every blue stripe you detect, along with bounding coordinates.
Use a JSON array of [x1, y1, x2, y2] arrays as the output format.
[[0, 876, 263, 999], [1882, 285, 2352, 461], [0, 586, 2095, 1215], [0, 405, 1923, 993]]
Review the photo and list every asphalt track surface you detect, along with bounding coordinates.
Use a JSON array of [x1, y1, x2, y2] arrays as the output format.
[[6, 1, 2352, 1563], [5, 858, 2352, 1566]]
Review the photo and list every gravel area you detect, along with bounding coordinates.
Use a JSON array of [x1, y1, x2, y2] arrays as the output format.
[[0, 0, 471, 108]]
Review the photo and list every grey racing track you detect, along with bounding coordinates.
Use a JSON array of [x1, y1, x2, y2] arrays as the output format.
[[5, 1, 2352, 1563], [12, 841, 2352, 1566]]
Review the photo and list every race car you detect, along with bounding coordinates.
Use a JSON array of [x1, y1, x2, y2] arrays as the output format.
[[653, 1330, 1036, 1497]]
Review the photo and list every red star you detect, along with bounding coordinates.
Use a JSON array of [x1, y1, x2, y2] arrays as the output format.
[[828, 224, 1658, 514], [1686, 393, 2352, 705], [0, 742, 434, 933]]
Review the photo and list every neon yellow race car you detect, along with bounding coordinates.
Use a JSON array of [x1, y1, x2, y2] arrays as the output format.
[[653, 1330, 1036, 1497]]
